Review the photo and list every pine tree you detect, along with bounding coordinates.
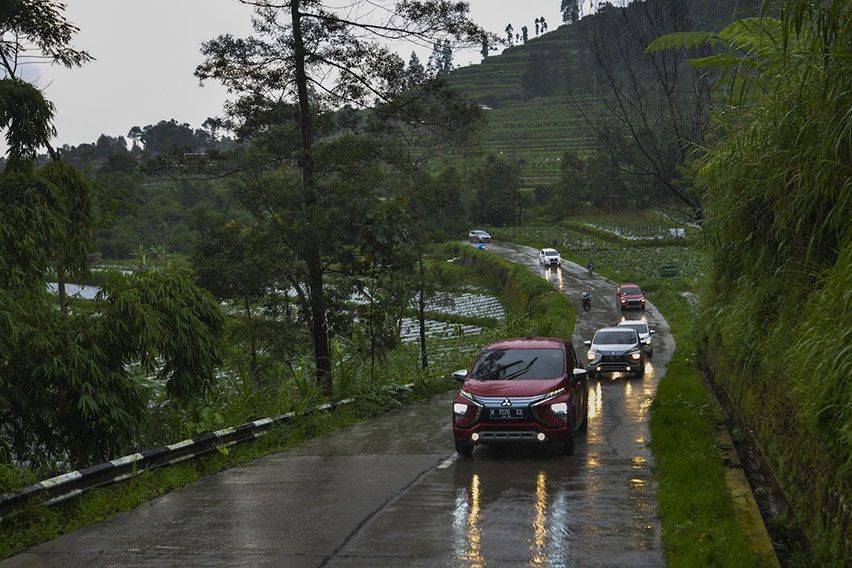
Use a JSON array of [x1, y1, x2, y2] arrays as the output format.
[[561, 0, 580, 24], [505, 23, 514, 45]]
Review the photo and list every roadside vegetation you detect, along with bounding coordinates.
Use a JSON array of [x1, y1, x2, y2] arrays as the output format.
[[650, 2, 850, 562]]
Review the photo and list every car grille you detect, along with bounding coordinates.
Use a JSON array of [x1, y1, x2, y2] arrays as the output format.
[[479, 431, 538, 441], [601, 354, 626, 362], [471, 394, 545, 408]]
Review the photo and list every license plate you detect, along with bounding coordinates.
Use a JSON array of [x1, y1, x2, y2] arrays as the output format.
[[489, 408, 524, 420]]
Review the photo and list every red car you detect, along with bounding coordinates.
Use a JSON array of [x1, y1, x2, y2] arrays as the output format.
[[451, 338, 588, 457], [616, 283, 646, 310]]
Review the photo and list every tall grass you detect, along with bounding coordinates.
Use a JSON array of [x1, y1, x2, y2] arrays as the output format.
[[694, 1, 850, 562]]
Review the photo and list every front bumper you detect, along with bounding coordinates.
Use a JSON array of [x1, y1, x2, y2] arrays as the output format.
[[543, 260, 561, 266], [619, 299, 646, 310], [587, 357, 640, 374], [452, 399, 571, 443], [453, 421, 572, 443]]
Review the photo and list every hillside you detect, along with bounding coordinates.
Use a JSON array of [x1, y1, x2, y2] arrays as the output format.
[[448, 0, 757, 187], [449, 23, 595, 186]]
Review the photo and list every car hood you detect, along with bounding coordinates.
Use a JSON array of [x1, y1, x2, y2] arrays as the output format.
[[592, 343, 639, 355], [463, 378, 563, 397], [621, 294, 644, 299]]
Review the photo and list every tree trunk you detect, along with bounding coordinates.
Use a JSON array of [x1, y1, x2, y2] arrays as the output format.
[[57, 265, 68, 320], [291, 0, 333, 397], [417, 234, 428, 370], [244, 297, 258, 380]]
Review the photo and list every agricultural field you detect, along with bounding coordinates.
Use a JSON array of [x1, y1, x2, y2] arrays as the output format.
[[575, 210, 698, 239], [490, 223, 706, 289], [446, 24, 599, 186]]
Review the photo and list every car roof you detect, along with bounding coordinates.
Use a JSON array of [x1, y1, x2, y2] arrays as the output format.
[[471, 229, 488, 233], [619, 320, 648, 326], [619, 282, 641, 288], [485, 337, 566, 350], [541, 248, 558, 253], [595, 327, 637, 334]]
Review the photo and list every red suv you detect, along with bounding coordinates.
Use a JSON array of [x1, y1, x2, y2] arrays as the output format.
[[616, 283, 646, 311], [451, 338, 588, 456]]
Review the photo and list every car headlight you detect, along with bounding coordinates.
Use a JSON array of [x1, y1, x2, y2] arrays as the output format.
[[460, 389, 475, 402], [642, 338, 651, 344], [631, 351, 642, 360], [453, 402, 469, 419], [550, 402, 568, 420], [587, 349, 597, 361]]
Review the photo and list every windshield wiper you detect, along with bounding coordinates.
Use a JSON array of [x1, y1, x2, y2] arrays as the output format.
[[476, 359, 523, 380], [501, 357, 538, 381]]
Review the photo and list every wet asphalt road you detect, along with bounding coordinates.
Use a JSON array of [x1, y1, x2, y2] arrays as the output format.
[[5, 242, 673, 568]]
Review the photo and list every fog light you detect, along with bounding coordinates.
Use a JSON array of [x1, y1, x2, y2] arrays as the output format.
[[597, 366, 602, 372], [471, 432, 480, 442], [536, 433, 546, 442], [626, 366, 631, 371]]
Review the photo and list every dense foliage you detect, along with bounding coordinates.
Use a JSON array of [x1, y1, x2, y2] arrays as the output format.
[[653, 1, 850, 562]]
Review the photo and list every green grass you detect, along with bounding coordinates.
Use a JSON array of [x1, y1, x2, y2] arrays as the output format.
[[490, 219, 767, 566]]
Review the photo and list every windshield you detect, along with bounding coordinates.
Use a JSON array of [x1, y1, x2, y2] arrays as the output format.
[[621, 323, 649, 335], [545, 251, 558, 257], [622, 287, 642, 295], [471, 348, 564, 381], [594, 330, 638, 345]]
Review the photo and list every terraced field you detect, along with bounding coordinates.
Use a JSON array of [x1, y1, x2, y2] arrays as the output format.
[[447, 24, 599, 186]]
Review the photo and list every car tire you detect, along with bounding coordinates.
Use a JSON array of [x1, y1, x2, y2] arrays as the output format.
[[561, 426, 576, 456], [578, 406, 588, 432], [455, 439, 474, 457], [648, 347, 653, 358]]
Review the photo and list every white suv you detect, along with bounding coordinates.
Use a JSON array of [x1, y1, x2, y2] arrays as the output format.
[[618, 319, 655, 357], [539, 248, 562, 267]]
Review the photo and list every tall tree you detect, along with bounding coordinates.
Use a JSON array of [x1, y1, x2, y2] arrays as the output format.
[[406, 51, 426, 87], [568, 0, 712, 220], [540, 17, 548, 33], [562, 0, 580, 23], [521, 26, 529, 43], [197, 0, 484, 396], [535, 18, 541, 36], [472, 155, 521, 227], [505, 23, 514, 45], [1, 1, 224, 467]]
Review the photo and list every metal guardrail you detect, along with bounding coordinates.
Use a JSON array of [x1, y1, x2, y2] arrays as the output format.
[[0, 383, 416, 519]]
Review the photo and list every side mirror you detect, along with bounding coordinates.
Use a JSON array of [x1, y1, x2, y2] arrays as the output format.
[[452, 369, 468, 382], [573, 368, 588, 382], [650, 329, 656, 335], [583, 340, 592, 347]]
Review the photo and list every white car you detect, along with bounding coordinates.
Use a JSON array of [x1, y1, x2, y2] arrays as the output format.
[[468, 229, 491, 243], [618, 319, 655, 357], [539, 248, 562, 267], [583, 327, 645, 379]]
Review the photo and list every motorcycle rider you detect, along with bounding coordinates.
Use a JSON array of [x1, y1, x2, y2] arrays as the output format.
[[582, 286, 592, 311]]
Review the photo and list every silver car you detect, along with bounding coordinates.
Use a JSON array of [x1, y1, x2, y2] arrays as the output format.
[[618, 319, 655, 357], [583, 327, 646, 379], [468, 229, 491, 243]]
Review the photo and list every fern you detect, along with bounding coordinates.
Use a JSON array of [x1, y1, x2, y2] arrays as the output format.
[[645, 31, 718, 53]]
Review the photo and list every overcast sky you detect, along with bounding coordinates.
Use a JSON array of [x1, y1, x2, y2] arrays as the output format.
[[3, 0, 572, 153]]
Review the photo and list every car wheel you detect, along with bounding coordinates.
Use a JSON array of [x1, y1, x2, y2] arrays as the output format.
[[648, 347, 653, 358], [561, 427, 576, 455], [578, 405, 588, 432], [455, 439, 474, 457]]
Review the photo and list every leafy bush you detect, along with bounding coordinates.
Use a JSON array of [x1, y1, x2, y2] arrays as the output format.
[[657, 4, 851, 562]]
